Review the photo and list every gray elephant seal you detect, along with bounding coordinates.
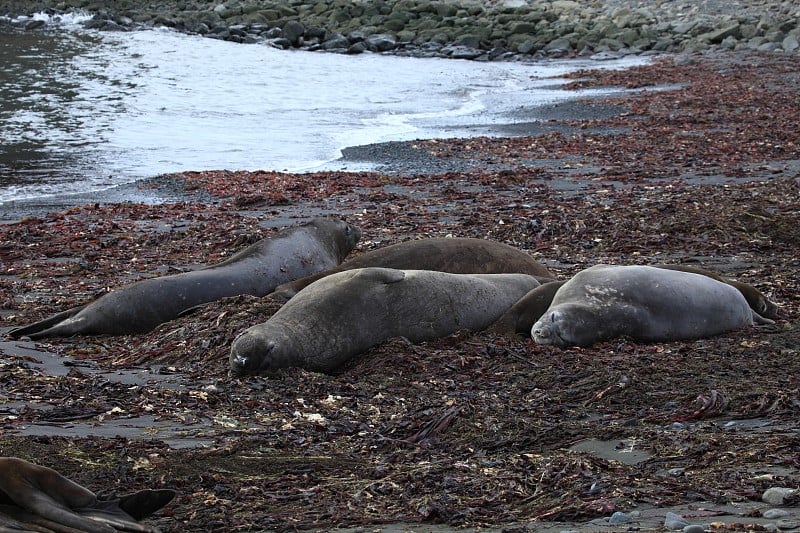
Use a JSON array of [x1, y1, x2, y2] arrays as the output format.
[[9, 217, 361, 339], [231, 267, 542, 375], [531, 264, 774, 347], [269, 237, 554, 301], [490, 264, 777, 335], [0, 457, 175, 533]]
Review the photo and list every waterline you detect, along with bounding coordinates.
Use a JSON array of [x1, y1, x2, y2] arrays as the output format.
[[0, 18, 648, 204]]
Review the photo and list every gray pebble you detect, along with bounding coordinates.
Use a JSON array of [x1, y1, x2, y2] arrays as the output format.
[[763, 509, 790, 519], [665, 511, 690, 530], [763, 487, 798, 506], [683, 525, 706, 533], [609, 511, 631, 524]]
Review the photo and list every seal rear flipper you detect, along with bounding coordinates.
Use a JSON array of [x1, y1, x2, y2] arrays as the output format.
[[15, 316, 90, 341], [116, 489, 176, 521], [7, 306, 86, 340], [74, 491, 174, 532]]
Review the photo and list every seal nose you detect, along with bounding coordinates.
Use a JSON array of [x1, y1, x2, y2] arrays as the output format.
[[230, 354, 250, 376], [532, 323, 550, 341], [230, 332, 278, 376], [230, 332, 259, 375]]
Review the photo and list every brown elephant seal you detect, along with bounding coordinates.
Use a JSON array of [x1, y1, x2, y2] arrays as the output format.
[[651, 264, 778, 319], [488, 280, 567, 335], [531, 264, 774, 348], [0, 457, 175, 533], [490, 264, 777, 335], [268, 237, 554, 301], [231, 267, 542, 375], [9, 217, 361, 339]]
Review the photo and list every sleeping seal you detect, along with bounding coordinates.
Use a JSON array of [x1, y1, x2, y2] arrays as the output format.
[[231, 267, 542, 375], [531, 264, 773, 347], [9, 217, 360, 339], [269, 237, 554, 301], [491, 264, 777, 335]]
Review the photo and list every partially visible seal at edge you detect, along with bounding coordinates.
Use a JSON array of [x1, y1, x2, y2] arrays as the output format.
[[0, 456, 175, 533]]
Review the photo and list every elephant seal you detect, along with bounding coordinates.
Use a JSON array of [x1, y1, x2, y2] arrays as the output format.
[[0, 457, 175, 533], [269, 237, 554, 301], [9, 217, 361, 339], [651, 264, 778, 319], [490, 264, 777, 335], [531, 264, 774, 347], [231, 267, 542, 375], [488, 280, 567, 335]]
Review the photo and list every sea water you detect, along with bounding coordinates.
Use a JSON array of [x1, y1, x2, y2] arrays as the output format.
[[0, 13, 646, 205]]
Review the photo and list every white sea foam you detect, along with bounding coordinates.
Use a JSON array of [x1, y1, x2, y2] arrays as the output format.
[[0, 23, 648, 204], [1, 10, 94, 26]]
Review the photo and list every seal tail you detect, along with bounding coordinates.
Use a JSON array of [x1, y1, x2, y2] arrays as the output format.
[[7, 305, 86, 339]]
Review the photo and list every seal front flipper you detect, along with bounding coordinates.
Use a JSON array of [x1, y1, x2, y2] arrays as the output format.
[[7, 305, 87, 340], [751, 310, 775, 326]]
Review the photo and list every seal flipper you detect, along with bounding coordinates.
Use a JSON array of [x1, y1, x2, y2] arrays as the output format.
[[0, 505, 92, 532], [7, 305, 87, 340], [116, 489, 176, 521], [751, 310, 775, 326], [74, 491, 175, 532], [14, 315, 90, 341]]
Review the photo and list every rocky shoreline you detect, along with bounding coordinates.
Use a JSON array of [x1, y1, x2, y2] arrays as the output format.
[[1, 0, 799, 60]]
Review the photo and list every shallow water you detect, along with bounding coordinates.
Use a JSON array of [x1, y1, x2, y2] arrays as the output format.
[[0, 13, 646, 204]]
